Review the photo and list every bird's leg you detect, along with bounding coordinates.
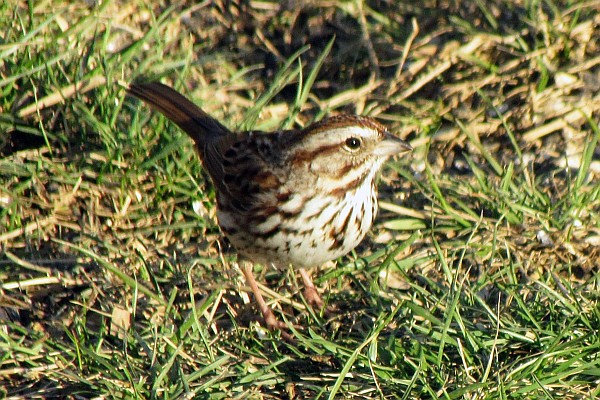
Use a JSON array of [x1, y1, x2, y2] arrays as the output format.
[[299, 268, 324, 310], [241, 261, 292, 338]]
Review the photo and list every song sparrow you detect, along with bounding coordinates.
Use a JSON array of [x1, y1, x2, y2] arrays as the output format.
[[128, 82, 412, 335]]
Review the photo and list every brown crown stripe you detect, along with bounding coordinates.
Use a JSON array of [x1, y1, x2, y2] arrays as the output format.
[[306, 115, 387, 136]]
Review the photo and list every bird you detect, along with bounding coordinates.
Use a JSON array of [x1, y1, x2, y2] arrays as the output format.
[[128, 82, 412, 337]]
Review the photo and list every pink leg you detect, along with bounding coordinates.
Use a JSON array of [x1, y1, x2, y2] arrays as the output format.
[[241, 262, 293, 340], [299, 268, 324, 309]]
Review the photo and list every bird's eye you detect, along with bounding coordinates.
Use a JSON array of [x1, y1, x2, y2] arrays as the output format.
[[344, 137, 362, 151]]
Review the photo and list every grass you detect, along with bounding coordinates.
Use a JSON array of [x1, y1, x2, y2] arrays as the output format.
[[1, 0, 599, 398]]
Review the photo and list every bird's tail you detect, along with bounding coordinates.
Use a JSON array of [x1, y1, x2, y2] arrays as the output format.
[[127, 82, 231, 149]]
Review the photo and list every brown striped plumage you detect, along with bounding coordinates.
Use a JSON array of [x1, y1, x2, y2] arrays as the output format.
[[128, 82, 412, 335]]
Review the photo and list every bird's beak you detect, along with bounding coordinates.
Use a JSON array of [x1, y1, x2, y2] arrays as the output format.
[[374, 131, 412, 157]]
